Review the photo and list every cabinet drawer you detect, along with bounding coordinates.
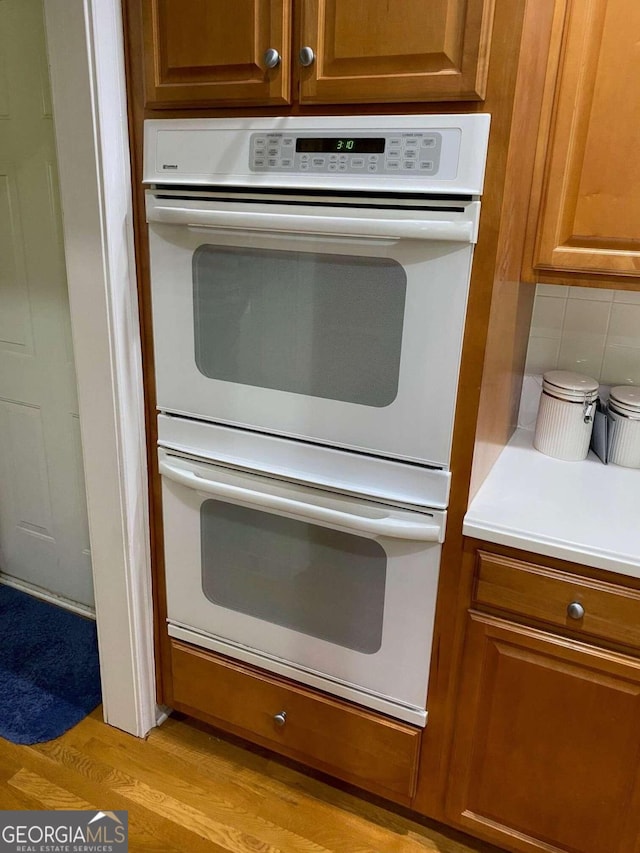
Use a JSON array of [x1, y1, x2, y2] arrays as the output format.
[[169, 640, 421, 803], [475, 552, 640, 649]]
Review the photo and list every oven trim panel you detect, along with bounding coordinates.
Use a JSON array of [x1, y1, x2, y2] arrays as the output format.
[[143, 114, 490, 196], [168, 623, 428, 727]]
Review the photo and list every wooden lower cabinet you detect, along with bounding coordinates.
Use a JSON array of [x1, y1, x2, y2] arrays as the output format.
[[169, 640, 421, 805], [446, 612, 640, 853]]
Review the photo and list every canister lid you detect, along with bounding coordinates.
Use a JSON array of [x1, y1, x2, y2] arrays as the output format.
[[609, 385, 640, 417], [542, 370, 599, 403]]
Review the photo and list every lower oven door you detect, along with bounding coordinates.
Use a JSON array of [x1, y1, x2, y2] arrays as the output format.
[[159, 448, 444, 726]]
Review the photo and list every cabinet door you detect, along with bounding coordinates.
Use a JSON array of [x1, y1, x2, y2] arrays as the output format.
[[447, 613, 640, 853], [298, 0, 495, 104], [534, 0, 640, 277], [141, 0, 291, 107]]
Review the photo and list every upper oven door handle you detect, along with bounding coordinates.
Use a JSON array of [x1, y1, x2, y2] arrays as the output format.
[[159, 456, 444, 543], [146, 195, 477, 243]]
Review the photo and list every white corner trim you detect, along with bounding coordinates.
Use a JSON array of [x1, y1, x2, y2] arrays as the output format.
[[44, 0, 157, 736]]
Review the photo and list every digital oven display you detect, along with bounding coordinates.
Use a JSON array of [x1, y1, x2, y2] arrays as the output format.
[[295, 138, 386, 154]]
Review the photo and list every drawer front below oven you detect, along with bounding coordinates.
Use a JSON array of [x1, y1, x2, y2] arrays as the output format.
[[169, 639, 422, 805], [160, 449, 443, 725]]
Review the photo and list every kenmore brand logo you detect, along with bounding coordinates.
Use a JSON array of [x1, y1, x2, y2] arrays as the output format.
[[162, 163, 178, 170]]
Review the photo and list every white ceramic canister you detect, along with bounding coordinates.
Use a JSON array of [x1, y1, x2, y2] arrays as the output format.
[[533, 370, 599, 461], [608, 385, 640, 468]]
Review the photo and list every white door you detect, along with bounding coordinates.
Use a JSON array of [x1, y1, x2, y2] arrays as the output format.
[[159, 449, 444, 725], [147, 194, 478, 467], [0, 0, 93, 607]]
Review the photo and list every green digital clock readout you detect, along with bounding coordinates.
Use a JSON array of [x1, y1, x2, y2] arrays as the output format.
[[295, 138, 386, 154]]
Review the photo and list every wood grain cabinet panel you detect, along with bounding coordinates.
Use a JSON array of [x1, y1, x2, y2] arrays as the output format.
[[141, 0, 291, 106], [447, 613, 640, 853], [169, 640, 421, 804], [533, 0, 640, 278], [475, 551, 640, 650], [299, 0, 495, 104]]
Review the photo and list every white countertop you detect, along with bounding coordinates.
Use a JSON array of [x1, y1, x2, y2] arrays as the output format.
[[464, 428, 640, 578]]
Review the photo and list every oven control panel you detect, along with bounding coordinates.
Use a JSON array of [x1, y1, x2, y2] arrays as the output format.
[[249, 131, 443, 176]]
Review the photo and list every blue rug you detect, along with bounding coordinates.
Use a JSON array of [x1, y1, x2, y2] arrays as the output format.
[[0, 585, 101, 744]]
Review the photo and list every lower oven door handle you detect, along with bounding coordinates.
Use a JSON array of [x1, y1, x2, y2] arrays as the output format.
[[159, 458, 444, 542], [147, 202, 475, 243]]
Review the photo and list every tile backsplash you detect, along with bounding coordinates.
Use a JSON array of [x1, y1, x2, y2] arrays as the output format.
[[525, 285, 640, 385]]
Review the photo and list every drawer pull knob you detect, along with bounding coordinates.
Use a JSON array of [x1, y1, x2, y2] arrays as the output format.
[[567, 601, 585, 620], [273, 711, 287, 727]]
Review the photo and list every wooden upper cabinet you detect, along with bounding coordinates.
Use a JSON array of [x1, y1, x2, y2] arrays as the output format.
[[136, 0, 495, 108], [141, 0, 291, 107], [532, 0, 640, 278], [298, 0, 495, 104]]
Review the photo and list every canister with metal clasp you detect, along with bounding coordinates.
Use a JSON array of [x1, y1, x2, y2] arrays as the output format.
[[533, 370, 599, 461]]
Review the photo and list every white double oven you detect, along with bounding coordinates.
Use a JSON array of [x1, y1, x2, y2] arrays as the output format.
[[144, 115, 489, 726]]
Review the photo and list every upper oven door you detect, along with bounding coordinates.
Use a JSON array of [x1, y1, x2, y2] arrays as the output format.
[[146, 191, 480, 468]]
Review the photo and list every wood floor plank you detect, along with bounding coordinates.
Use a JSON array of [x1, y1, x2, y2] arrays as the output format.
[[0, 741, 188, 853], [9, 767, 94, 809], [148, 723, 444, 853], [0, 711, 503, 853]]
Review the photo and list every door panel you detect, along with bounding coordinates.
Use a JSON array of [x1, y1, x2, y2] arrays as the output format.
[[141, 0, 291, 106], [149, 219, 474, 466], [0, 0, 92, 607], [299, 0, 495, 104], [534, 0, 640, 276], [447, 614, 640, 853]]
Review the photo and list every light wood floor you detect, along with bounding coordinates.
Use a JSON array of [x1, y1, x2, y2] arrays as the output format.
[[0, 708, 503, 853]]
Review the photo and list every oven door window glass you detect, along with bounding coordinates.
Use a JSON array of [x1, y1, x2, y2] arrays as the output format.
[[193, 246, 406, 407], [200, 500, 387, 654]]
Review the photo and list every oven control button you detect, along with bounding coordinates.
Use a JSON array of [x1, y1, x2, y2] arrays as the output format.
[[351, 157, 365, 168], [404, 137, 419, 148], [282, 137, 294, 147], [281, 158, 293, 167], [422, 137, 437, 148], [389, 137, 402, 147], [312, 157, 326, 168], [300, 154, 310, 163], [338, 163, 348, 171], [268, 147, 280, 156], [386, 161, 400, 170], [386, 150, 400, 161], [403, 160, 416, 170], [368, 154, 378, 162], [403, 150, 417, 160], [328, 163, 338, 171], [253, 157, 266, 168], [419, 160, 435, 171], [300, 163, 310, 170], [367, 163, 377, 172]]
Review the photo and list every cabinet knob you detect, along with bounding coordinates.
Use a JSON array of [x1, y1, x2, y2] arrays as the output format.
[[273, 711, 287, 727], [299, 46, 316, 67], [263, 48, 281, 69], [567, 601, 585, 620]]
